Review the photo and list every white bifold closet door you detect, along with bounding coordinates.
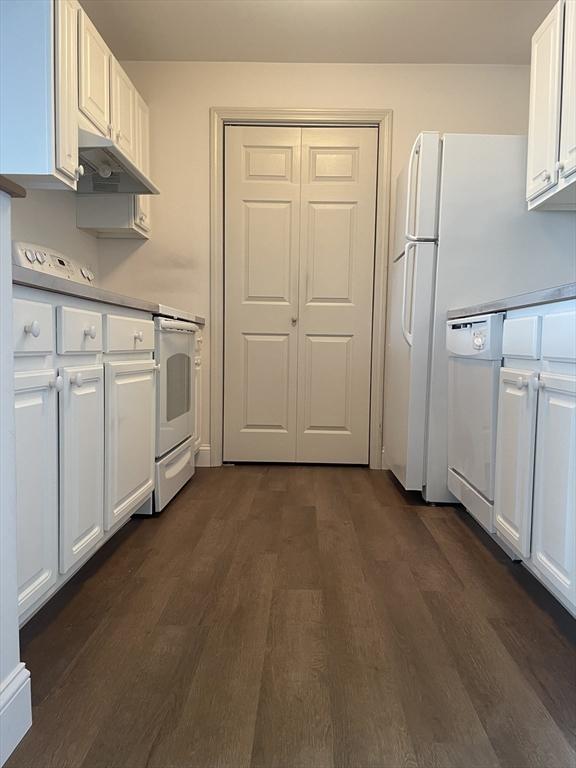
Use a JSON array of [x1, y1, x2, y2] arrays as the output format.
[[224, 125, 378, 463]]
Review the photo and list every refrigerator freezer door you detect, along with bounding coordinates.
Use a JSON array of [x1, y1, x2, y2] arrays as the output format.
[[383, 241, 436, 489], [405, 132, 441, 242]]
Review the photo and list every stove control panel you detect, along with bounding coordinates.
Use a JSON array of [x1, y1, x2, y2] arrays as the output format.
[[12, 242, 96, 284]]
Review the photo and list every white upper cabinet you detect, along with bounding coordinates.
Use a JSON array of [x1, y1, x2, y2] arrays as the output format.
[[135, 93, 151, 175], [559, 0, 576, 178], [78, 9, 112, 138], [527, 0, 576, 209], [0, 0, 80, 190], [55, 0, 80, 182], [134, 93, 152, 232], [531, 373, 576, 607], [111, 58, 137, 161]]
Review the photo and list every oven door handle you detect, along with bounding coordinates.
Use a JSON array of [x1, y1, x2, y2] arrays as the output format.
[[157, 318, 199, 333]]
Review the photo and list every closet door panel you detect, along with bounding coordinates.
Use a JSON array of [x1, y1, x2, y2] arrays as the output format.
[[297, 127, 378, 463], [223, 126, 301, 462]]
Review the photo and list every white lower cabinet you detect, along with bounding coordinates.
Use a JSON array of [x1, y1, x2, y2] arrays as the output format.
[[59, 364, 105, 573], [14, 370, 59, 614], [493, 368, 538, 558], [105, 360, 155, 530], [531, 373, 576, 605]]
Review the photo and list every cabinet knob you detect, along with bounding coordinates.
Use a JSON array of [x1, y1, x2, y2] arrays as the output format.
[[291, 316, 298, 326], [75, 164, 85, 180], [84, 324, 97, 340], [71, 372, 84, 388], [49, 375, 64, 392], [134, 330, 144, 342], [515, 377, 528, 390], [195, 358, 201, 368], [542, 170, 551, 182], [24, 320, 41, 338], [556, 161, 565, 174], [530, 377, 544, 392]]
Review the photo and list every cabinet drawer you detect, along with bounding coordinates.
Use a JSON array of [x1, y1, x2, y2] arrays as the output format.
[[104, 314, 154, 352], [57, 306, 103, 353], [541, 312, 576, 362], [13, 299, 54, 354]]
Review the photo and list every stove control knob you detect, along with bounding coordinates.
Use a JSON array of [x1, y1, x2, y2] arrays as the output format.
[[35, 251, 46, 264], [24, 248, 36, 263]]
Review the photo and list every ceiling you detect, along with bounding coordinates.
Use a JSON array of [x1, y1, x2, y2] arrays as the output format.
[[79, 0, 554, 65]]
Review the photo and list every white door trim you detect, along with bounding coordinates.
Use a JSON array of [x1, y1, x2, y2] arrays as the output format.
[[210, 107, 393, 468]]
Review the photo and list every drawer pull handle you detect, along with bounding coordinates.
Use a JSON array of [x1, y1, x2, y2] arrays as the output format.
[[49, 375, 64, 392], [71, 373, 84, 388], [84, 325, 97, 340], [134, 330, 144, 342], [515, 378, 528, 390], [24, 320, 41, 338]]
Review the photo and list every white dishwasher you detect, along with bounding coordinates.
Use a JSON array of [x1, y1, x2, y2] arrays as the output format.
[[446, 313, 504, 532]]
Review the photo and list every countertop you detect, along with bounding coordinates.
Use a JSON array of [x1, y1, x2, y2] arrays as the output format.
[[0, 176, 26, 198], [12, 265, 206, 325], [447, 282, 576, 320]]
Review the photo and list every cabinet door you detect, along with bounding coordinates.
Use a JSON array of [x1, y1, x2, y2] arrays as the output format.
[[78, 10, 111, 138], [493, 369, 538, 558], [134, 195, 151, 234], [559, 0, 576, 178], [59, 365, 104, 573], [55, 0, 79, 182], [194, 353, 202, 453], [111, 58, 136, 161], [135, 92, 150, 174], [14, 371, 58, 615], [531, 373, 576, 607], [105, 360, 155, 530], [526, 1, 563, 201]]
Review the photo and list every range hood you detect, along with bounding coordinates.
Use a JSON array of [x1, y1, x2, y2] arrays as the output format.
[[77, 126, 160, 195]]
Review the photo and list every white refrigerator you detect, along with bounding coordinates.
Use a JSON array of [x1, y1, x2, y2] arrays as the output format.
[[383, 132, 576, 503]]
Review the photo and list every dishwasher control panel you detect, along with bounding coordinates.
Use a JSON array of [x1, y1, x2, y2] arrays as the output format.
[[446, 313, 504, 360]]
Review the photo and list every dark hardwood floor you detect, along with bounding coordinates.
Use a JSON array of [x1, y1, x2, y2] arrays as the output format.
[[7, 466, 576, 768]]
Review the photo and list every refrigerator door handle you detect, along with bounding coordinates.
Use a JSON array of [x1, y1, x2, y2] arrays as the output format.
[[401, 242, 416, 347], [405, 135, 421, 240]]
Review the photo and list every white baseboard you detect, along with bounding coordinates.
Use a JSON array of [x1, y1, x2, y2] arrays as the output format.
[[195, 444, 212, 468], [0, 662, 31, 765], [381, 449, 389, 470]]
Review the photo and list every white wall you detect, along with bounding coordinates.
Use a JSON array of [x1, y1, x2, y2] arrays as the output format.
[[10, 62, 540, 454], [11, 190, 100, 275]]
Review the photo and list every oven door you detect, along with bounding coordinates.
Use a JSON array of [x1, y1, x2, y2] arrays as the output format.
[[155, 319, 197, 458]]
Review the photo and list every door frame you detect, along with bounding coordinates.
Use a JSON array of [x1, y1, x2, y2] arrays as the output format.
[[210, 107, 393, 468]]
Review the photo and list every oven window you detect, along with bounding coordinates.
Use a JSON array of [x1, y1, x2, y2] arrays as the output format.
[[166, 353, 191, 422]]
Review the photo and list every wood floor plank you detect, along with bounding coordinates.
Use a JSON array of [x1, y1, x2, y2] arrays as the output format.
[[6, 466, 576, 768], [273, 505, 321, 589], [365, 561, 499, 763], [423, 589, 576, 768], [250, 589, 333, 768], [489, 616, 576, 750]]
